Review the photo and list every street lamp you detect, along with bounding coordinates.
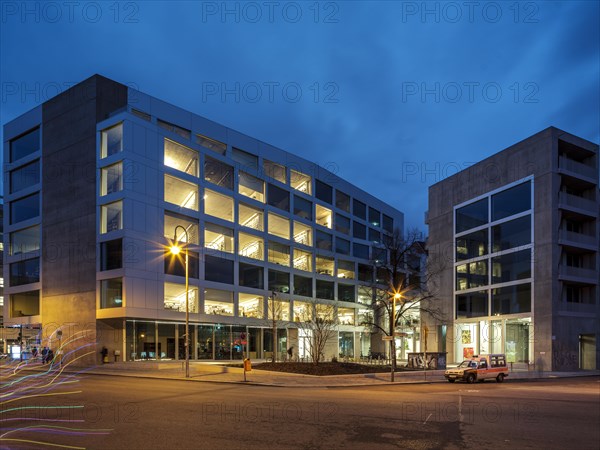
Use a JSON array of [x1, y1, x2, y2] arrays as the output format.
[[390, 292, 402, 382], [170, 225, 190, 378]]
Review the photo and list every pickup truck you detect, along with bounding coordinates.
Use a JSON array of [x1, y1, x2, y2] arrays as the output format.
[[444, 354, 509, 383]]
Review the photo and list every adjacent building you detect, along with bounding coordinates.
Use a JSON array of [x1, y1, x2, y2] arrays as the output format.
[[427, 127, 599, 370], [3, 75, 404, 364]]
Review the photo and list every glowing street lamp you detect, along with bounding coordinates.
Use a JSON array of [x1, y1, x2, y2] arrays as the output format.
[[170, 225, 190, 378]]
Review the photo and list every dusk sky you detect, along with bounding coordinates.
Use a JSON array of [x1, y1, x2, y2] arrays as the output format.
[[1, 1, 598, 232]]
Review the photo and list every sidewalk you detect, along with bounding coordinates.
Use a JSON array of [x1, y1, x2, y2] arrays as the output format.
[[70, 360, 600, 388]]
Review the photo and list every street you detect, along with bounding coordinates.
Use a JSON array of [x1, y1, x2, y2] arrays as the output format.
[[2, 375, 599, 449]]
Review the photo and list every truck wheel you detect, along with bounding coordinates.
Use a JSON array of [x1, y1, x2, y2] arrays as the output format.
[[496, 373, 504, 383], [466, 373, 476, 384]]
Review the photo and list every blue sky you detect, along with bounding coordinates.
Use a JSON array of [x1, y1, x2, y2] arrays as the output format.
[[1, 1, 598, 231]]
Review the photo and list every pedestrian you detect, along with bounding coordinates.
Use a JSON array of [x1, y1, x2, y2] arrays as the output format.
[[101, 346, 108, 364], [45, 349, 54, 364], [41, 347, 48, 364], [32, 347, 38, 358], [287, 346, 294, 361]]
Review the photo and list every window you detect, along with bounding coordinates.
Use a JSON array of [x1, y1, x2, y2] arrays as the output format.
[[372, 247, 387, 263], [368, 228, 381, 244], [383, 214, 393, 233], [10, 128, 40, 162], [101, 123, 123, 158], [101, 162, 123, 196], [196, 133, 226, 155], [239, 263, 264, 289], [358, 286, 372, 304], [293, 249, 312, 272], [10, 160, 40, 193], [315, 180, 333, 204], [565, 285, 581, 303], [492, 182, 531, 221], [353, 221, 366, 239], [239, 232, 264, 261], [205, 255, 234, 284], [269, 298, 290, 320], [268, 213, 290, 239], [165, 250, 199, 278], [291, 196, 313, 222], [101, 239, 122, 271], [358, 264, 372, 282], [204, 156, 233, 190], [353, 243, 369, 260], [316, 256, 334, 276], [316, 280, 334, 300], [164, 282, 199, 313], [101, 201, 122, 233], [269, 270, 290, 293], [239, 294, 263, 318], [205, 289, 233, 316], [492, 216, 531, 252], [232, 147, 258, 170], [336, 190, 350, 212], [294, 301, 313, 321], [239, 203, 264, 231], [9, 225, 40, 255], [456, 261, 488, 291], [338, 284, 355, 302], [164, 212, 199, 244], [456, 229, 487, 261], [131, 109, 151, 121], [316, 205, 332, 228], [10, 193, 40, 224], [337, 260, 355, 279], [239, 172, 265, 202], [101, 278, 123, 308], [10, 258, 40, 286], [205, 223, 234, 253], [164, 175, 198, 210], [205, 189, 234, 221], [338, 308, 355, 325], [164, 139, 199, 177], [492, 249, 531, 284], [268, 242, 290, 266], [10, 290, 40, 317], [290, 170, 311, 194], [157, 119, 191, 140], [455, 291, 487, 318], [335, 214, 350, 235], [368, 207, 380, 227], [316, 230, 332, 251], [456, 198, 488, 233], [293, 221, 312, 246], [294, 275, 312, 297], [335, 237, 350, 255], [492, 283, 531, 315], [353, 199, 366, 219], [263, 159, 286, 183], [267, 184, 290, 211]]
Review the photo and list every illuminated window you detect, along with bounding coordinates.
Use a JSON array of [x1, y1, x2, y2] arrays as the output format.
[[316, 205, 332, 228], [204, 189, 234, 222], [239, 293, 263, 318], [293, 249, 312, 272], [239, 203, 264, 231], [10, 290, 40, 316], [239, 172, 265, 202], [204, 289, 233, 316], [101, 162, 123, 196], [268, 213, 290, 239], [164, 212, 199, 244], [316, 256, 334, 276], [337, 260, 355, 279], [164, 174, 198, 210], [164, 282, 199, 313], [100, 278, 123, 308], [101, 123, 123, 158], [290, 170, 312, 194], [164, 139, 199, 177], [101, 201, 122, 233], [293, 221, 312, 246], [239, 232, 264, 261], [338, 307, 355, 325], [293, 301, 312, 322], [205, 223, 234, 253]]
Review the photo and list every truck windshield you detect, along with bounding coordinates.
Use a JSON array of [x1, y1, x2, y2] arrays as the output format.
[[458, 360, 478, 368]]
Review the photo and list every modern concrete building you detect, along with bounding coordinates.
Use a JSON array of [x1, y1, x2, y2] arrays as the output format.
[[3, 75, 404, 364], [427, 127, 599, 371]]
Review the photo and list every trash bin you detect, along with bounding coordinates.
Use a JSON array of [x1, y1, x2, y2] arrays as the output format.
[[114, 350, 121, 362]]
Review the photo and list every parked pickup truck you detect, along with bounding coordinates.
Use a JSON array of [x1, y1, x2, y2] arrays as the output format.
[[445, 354, 509, 383]]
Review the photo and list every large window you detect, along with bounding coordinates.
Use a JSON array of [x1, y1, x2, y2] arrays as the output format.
[[455, 291, 488, 318], [205, 255, 234, 284], [164, 250, 199, 278], [315, 180, 333, 204], [336, 190, 350, 212], [293, 221, 312, 246], [316, 280, 334, 300], [101, 278, 123, 308], [11, 290, 40, 317], [164, 139, 199, 177], [456, 198, 488, 233], [269, 270, 290, 293], [239, 172, 265, 202], [164, 174, 198, 210], [164, 282, 199, 313], [264, 159, 286, 183], [337, 260, 355, 279], [353, 243, 369, 260], [268, 242, 290, 266], [239, 203, 264, 231], [100, 239, 122, 271], [368, 228, 381, 244], [196, 133, 226, 155], [492, 216, 531, 252], [293, 249, 312, 272], [368, 207, 380, 227], [10, 160, 40, 193], [205, 189, 234, 221], [492, 283, 531, 315], [101, 123, 123, 158], [268, 213, 290, 239], [239, 232, 264, 261], [382, 214, 393, 233], [239, 294, 263, 318], [267, 184, 290, 211], [456, 261, 488, 291], [101, 162, 123, 196], [335, 214, 350, 235], [9, 226, 40, 255], [338, 284, 355, 302], [158, 119, 191, 140], [353, 221, 366, 239], [492, 249, 531, 284], [335, 237, 350, 255], [205, 289, 233, 316], [205, 223, 234, 253], [10, 193, 40, 224], [232, 148, 258, 170], [204, 156, 233, 190], [294, 196, 313, 220], [316, 230, 332, 251], [492, 182, 531, 221], [101, 201, 122, 233], [164, 212, 199, 244], [358, 264, 372, 282], [290, 170, 311, 194], [316, 205, 332, 228], [239, 263, 264, 289], [10, 258, 40, 286], [353, 199, 366, 220], [294, 275, 312, 297], [456, 229, 487, 261], [10, 128, 40, 162]]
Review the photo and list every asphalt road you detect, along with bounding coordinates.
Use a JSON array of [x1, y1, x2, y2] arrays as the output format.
[[3, 375, 599, 449]]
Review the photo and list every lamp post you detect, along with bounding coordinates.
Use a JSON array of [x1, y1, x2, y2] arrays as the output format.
[[170, 225, 190, 378], [390, 292, 402, 382]]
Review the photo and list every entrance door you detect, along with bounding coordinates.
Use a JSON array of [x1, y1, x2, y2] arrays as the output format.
[[580, 334, 596, 370]]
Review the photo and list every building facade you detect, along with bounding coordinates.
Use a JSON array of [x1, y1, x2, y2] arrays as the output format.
[[427, 127, 599, 371], [3, 75, 404, 363]]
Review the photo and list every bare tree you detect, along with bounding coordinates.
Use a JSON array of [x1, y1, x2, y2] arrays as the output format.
[[360, 228, 446, 375], [266, 291, 284, 362], [295, 302, 338, 365]]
